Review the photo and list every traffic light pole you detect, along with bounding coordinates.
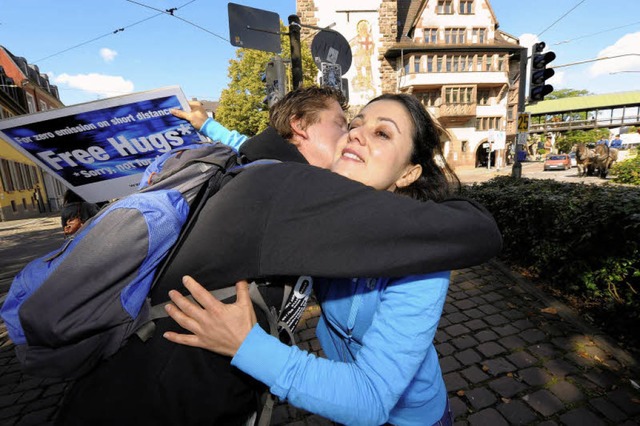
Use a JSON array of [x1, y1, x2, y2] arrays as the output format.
[[512, 47, 528, 178], [288, 15, 303, 90]]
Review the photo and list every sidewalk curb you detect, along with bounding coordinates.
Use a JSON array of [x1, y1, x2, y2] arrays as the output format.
[[0, 215, 59, 231], [489, 258, 640, 376]]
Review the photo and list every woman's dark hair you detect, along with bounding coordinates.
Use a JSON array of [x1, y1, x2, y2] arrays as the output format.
[[365, 93, 460, 202]]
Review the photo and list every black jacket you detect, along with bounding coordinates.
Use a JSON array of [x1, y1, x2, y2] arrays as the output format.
[[56, 128, 502, 425]]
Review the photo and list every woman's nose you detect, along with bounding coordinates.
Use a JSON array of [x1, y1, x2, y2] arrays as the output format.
[[348, 127, 366, 146]]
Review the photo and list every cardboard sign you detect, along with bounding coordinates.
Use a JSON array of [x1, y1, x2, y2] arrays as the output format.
[[0, 86, 205, 202]]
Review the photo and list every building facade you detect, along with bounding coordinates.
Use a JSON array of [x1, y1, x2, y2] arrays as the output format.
[[0, 46, 66, 221], [297, 0, 524, 169]]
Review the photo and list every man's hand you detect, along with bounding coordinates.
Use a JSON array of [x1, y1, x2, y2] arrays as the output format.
[[171, 101, 209, 131], [163, 276, 257, 357]]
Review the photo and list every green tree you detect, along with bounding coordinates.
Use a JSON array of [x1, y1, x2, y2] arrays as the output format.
[[556, 128, 610, 152], [216, 23, 318, 136], [545, 88, 591, 100]]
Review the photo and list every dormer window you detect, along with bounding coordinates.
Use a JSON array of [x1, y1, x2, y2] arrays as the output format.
[[459, 1, 474, 14], [437, 1, 453, 15]]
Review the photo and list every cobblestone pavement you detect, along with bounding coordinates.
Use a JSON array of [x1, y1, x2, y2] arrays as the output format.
[[1, 217, 639, 425]]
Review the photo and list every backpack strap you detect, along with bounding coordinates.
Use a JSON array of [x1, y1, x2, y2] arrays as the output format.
[[148, 157, 279, 301], [149, 154, 239, 297]]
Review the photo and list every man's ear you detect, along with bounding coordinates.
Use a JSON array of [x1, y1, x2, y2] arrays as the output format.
[[289, 116, 307, 146], [395, 164, 422, 189]]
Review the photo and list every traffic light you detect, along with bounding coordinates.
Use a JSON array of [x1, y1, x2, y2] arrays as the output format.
[[263, 56, 286, 107], [529, 42, 556, 103]]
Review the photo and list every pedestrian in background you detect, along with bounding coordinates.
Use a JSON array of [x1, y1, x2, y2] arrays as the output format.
[[610, 134, 623, 149], [596, 136, 610, 147], [60, 190, 99, 237]]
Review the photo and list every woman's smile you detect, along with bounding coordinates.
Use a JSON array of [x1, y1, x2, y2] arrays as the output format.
[[341, 148, 364, 162]]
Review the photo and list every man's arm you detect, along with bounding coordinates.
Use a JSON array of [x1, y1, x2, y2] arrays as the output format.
[[254, 163, 502, 278], [154, 162, 501, 293]]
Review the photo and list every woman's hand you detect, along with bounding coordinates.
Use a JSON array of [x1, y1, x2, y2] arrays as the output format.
[[163, 276, 257, 357], [170, 101, 209, 131]]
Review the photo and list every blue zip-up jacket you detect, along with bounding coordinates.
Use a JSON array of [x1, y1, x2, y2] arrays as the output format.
[[233, 273, 450, 426]]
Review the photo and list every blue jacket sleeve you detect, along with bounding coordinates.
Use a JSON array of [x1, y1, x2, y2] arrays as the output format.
[[200, 118, 248, 151], [231, 273, 450, 426], [138, 118, 248, 189]]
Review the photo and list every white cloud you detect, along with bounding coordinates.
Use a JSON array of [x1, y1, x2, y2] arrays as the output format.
[[549, 69, 565, 87], [99, 47, 118, 63], [589, 32, 640, 76], [53, 73, 134, 98], [518, 33, 539, 50]]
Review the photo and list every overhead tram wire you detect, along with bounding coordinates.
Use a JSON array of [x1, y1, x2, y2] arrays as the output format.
[[126, 0, 228, 43], [552, 20, 640, 46], [537, 0, 587, 38], [32, 0, 196, 65]]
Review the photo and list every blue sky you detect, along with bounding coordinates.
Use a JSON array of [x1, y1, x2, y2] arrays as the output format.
[[1, 0, 639, 106]]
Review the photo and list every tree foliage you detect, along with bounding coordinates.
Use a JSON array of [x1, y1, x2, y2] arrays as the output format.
[[545, 88, 591, 100], [216, 23, 318, 136], [556, 128, 610, 152]]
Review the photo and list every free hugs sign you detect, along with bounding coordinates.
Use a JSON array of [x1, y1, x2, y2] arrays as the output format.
[[0, 86, 205, 202]]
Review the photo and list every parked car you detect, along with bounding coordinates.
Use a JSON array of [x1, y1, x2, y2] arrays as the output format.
[[543, 154, 571, 171], [568, 152, 577, 167]]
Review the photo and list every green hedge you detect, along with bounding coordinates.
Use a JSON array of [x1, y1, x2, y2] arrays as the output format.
[[612, 152, 640, 186], [462, 177, 640, 325]]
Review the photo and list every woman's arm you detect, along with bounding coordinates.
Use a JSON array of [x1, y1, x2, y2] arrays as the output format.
[[199, 118, 248, 151], [171, 101, 248, 151], [165, 273, 449, 425]]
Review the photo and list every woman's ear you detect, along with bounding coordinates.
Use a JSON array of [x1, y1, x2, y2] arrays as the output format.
[[395, 164, 422, 189]]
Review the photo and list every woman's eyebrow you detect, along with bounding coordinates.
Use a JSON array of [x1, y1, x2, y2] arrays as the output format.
[[350, 114, 401, 133], [378, 117, 401, 133]]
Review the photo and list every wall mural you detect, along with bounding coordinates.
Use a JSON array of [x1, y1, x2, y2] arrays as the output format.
[[350, 20, 375, 98]]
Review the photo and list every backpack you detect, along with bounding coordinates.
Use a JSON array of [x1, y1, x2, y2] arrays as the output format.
[[0, 142, 311, 385]]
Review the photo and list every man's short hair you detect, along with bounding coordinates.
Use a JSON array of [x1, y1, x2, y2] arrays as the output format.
[[269, 86, 348, 140]]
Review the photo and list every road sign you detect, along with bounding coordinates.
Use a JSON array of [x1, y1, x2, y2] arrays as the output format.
[[311, 30, 352, 73], [517, 112, 531, 133], [228, 3, 281, 53], [517, 133, 528, 145], [320, 62, 342, 90]]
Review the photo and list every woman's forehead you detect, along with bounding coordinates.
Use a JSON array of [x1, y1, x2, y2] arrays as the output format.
[[357, 100, 411, 125]]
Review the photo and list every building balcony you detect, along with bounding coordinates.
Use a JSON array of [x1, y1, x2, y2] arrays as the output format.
[[437, 103, 477, 125], [398, 71, 509, 90]]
